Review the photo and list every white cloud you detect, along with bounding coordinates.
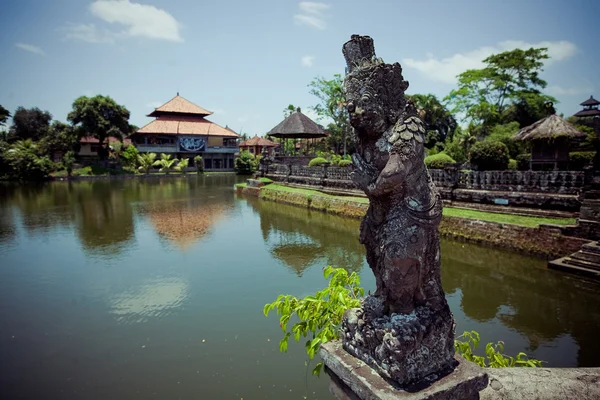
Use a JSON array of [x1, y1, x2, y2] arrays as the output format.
[[61, 23, 117, 43], [15, 43, 45, 56], [63, 0, 182, 43], [546, 85, 593, 96], [91, 0, 182, 42], [403, 40, 578, 84], [301, 55, 315, 67], [294, 2, 330, 30]]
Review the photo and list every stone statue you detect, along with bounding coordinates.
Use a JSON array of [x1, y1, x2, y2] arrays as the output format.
[[341, 35, 456, 387]]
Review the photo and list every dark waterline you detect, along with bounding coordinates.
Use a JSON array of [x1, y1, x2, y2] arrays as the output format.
[[1, 176, 599, 399]]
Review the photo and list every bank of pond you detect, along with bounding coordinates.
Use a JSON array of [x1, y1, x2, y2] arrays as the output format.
[[0, 175, 599, 399]]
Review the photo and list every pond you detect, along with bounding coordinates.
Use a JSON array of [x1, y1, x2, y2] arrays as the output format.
[[1, 176, 599, 399]]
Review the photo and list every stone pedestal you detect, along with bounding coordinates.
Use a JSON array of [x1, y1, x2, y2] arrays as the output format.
[[320, 341, 489, 400]]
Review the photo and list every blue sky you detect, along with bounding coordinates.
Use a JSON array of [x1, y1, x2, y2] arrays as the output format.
[[1, 0, 598, 135]]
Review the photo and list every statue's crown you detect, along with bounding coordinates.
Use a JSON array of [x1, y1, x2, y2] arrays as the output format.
[[343, 35, 376, 72]]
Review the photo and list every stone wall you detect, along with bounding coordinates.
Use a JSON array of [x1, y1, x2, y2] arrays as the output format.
[[265, 165, 585, 211]]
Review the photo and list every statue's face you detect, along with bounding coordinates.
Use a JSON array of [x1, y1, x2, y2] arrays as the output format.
[[344, 77, 387, 137]]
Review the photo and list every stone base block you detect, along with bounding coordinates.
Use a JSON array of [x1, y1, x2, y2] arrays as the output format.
[[320, 341, 488, 400]]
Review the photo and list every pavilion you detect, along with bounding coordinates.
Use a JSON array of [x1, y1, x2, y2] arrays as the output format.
[[238, 135, 279, 156], [514, 103, 586, 170], [266, 107, 327, 164]]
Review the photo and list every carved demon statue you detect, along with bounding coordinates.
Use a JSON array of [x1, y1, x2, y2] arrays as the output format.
[[341, 35, 456, 386]]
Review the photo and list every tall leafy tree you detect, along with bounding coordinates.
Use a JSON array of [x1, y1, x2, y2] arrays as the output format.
[[308, 74, 349, 155], [9, 107, 52, 141], [67, 95, 130, 161], [407, 94, 457, 143], [445, 47, 555, 132], [40, 121, 81, 156], [0, 105, 10, 126]]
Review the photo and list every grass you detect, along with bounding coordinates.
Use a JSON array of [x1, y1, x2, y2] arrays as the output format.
[[52, 165, 131, 177], [443, 207, 576, 227], [249, 183, 577, 227]]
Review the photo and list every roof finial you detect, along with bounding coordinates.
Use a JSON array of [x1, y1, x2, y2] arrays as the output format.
[[296, 107, 301, 113], [177, 91, 179, 96]]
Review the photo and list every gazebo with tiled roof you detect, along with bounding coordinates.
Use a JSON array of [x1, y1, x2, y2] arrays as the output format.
[[131, 93, 239, 171]]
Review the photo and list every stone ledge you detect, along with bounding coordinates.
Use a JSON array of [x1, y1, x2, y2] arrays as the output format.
[[320, 341, 488, 400]]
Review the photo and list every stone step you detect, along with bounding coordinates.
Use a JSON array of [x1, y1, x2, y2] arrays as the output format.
[[562, 256, 600, 271], [581, 242, 600, 254], [569, 250, 600, 264], [548, 257, 600, 279]]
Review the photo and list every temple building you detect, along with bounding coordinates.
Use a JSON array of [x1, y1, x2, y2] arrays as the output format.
[[131, 94, 239, 171]]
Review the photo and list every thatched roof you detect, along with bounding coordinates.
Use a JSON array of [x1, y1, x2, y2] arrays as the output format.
[[513, 114, 586, 142], [267, 108, 327, 139]]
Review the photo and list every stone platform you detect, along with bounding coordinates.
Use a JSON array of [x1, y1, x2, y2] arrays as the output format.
[[320, 341, 489, 400], [549, 241, 600, 279]]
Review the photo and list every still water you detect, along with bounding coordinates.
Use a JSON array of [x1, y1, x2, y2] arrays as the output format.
[[1, 176, 599, 399]]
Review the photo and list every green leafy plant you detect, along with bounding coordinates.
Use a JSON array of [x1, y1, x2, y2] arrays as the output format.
[[121, 145, 139, 169], [470, 140, 510, 170], [569, 151, 595, 170], [137, 152, 157, 174], [174, 157, 189, 174], [153, 153, 178, 174], [424, 153, 456, 169], [308, 157, 329, 167], [454, 331, 543, 368], [263, 266, 364, 376], [265, 267, 543, 377], [62, 150, 76, 177], [515, 154, 530, 170], [508, 159, 518, 170], [194, 155, 204, 174], [235, 150, 256, 175], [338, 159, 352, 167]]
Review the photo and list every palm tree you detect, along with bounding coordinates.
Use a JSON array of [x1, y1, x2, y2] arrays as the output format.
[[137, 152, 157, 174], [153, 153, 178, 174], [174, 158, 189, 174]]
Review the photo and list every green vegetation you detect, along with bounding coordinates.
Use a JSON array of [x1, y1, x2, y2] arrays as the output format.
[[174, 158, 189, 174], [443, 207, 576, 227], [424, 153, 456, 169], [137, 152, 157, 174], [569, 151, 595, 170], [308, 157, 329, 167], [258, 177, 273, 184], [4, 139, 54, 180], [194, 155, 204, 174], [263, 184, 369, 204], [153, 153, 178, 173], [470, 141, 510, 170], [265, 267, 542, 376], [52, 164, 128, 177], [235, 150, 257, 175]]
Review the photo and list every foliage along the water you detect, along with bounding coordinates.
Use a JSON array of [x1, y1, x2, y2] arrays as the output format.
[[264, 266, 542, 376]]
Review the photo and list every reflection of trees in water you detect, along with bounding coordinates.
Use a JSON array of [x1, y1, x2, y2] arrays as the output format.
[[243, 196, 365, 276], [442, 239, 600, 366]]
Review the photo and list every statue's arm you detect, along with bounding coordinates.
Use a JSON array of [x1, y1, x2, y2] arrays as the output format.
[[368, 153, 408, 197]]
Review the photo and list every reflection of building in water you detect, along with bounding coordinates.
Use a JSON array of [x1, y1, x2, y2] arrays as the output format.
[[441, 240, 600, 367], [243, 196, 365, 276], [144, 201, 229, 249], [109, 277, 188, 323]]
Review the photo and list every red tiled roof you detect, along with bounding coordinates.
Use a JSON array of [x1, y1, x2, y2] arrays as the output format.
[[136, 115, 239, 137], [148, 95, 213, 117], [80, 136, 132, 145], [239, 136, 278, 147]]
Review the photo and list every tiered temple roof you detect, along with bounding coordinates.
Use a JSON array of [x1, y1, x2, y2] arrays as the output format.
[[136, 94, 239, 138]]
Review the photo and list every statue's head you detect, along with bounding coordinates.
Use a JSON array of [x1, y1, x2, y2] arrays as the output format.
[[342, 35, 409, 138]]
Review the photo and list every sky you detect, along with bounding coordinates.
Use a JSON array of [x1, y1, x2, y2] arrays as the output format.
[[1, 0, 599, 136]]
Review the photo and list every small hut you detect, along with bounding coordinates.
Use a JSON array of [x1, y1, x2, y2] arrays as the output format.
[[238, 136, 279, 156], [514, 104, 586, 170], [266, 107, 327, 162]]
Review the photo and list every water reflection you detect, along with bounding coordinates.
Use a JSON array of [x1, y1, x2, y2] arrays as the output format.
[[243, 196, 365, 276], [109, 277, 188, 323]]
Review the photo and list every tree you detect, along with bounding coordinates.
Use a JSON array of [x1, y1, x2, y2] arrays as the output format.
[[445, 47, 555, 132], [0, 105, 10, 126], [67, 95, 130, 162], [137, 152, 157, 174], [4, 139, 54, 180], [62, 151, 76, 177], [309, 74, 349, 155], [283, 104, 299, 117], [9, 107, 52, 141], [407, 94, 457, 143], [40, 121, 80, 157], [235, 150, 256, 175], [153, 153, 177, 173], [194, 155, 204, 174], [174, 158, 189, 174]]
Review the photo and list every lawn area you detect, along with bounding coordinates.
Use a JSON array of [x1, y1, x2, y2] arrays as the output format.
[[52, 165, 131, 177], [244, 182, 577, 227]]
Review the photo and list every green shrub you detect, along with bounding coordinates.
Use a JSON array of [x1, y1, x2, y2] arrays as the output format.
[[487, 122, 524, 159], [235, 150, 256, 175], [424, 153, 456, 169], [194, 155, 204, 174], [121, 145, 139, 169], [508, 159, 517, 170], [470, 141, 510, 170], [338, 159, 352, 167], [516, 154, 530, 170], [569, 151, 595, 170], [309, 157, 329, 167]]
